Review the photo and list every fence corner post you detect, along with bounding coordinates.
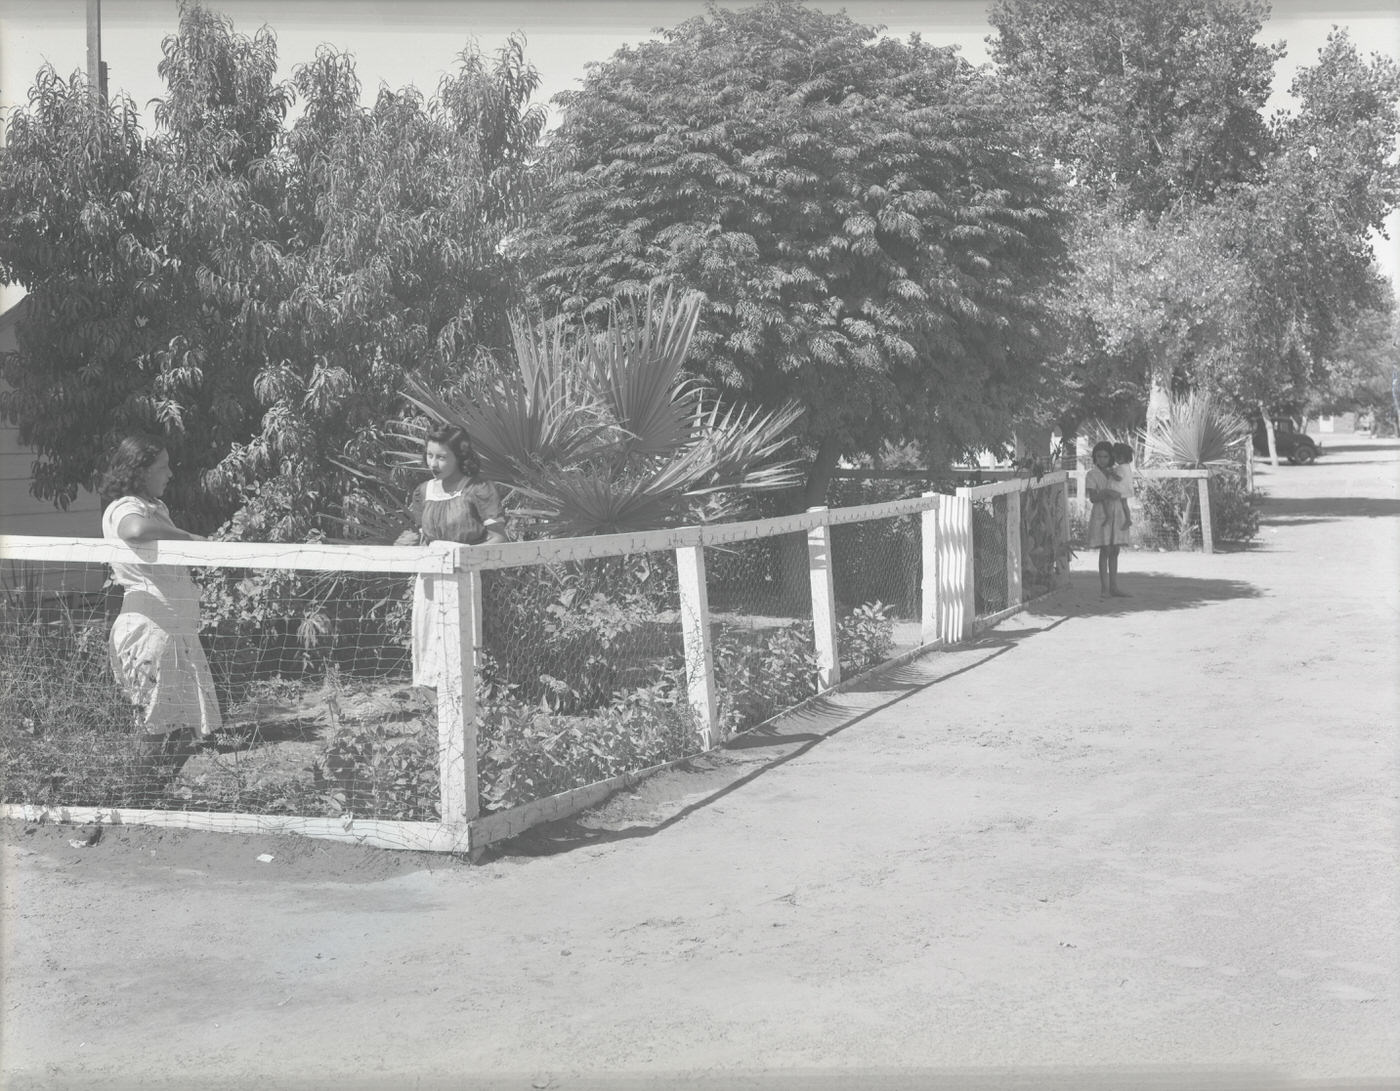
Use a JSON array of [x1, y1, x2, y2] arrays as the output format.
[[675, 542, 719, 748], [806, 506, 841, 689], [1006, 485, 1023, 608], [937, 488, 975, 643], [1199, 473, 1214, 554], [920, 492, 941, 646], [436, 545, 480, 826]]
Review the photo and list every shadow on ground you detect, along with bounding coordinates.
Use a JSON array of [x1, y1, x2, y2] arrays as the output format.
[[1260, 497, 1400, 524], [1050, 571, 1263, 616], [1300, 440, 1399, 455], [491, 572, 1260, 860]]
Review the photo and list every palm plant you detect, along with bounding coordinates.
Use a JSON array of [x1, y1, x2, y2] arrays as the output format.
[[340, 288, 803, 538], [1143, 391, 1248, 467]]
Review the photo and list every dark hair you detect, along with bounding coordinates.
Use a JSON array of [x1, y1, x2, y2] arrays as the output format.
[[424, 425, 480, 478], [1091, 441, 1115, 465], [1111, 441, 1134, 464], [100, 433, 167, 501]]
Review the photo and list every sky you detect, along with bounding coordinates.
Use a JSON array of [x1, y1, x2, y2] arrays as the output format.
[[1, 0, 1397, 314]]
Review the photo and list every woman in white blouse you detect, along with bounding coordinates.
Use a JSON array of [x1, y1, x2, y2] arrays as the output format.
[[100, 434, 222, 778]]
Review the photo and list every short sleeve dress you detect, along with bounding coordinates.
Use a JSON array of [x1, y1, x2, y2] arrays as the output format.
[[101, 496, 222, 739], [1085, 466, 1130, 547], [409, 477, 505, 687]]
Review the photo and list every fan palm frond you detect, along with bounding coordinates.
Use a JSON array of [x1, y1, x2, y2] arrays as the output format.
[[1144, 392, 1248, 468], [585, 287, 706, 458]]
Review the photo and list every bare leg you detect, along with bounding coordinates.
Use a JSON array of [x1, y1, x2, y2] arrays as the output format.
[[1109, 546, 1130, 596], [1098, 547, 1110, 596]]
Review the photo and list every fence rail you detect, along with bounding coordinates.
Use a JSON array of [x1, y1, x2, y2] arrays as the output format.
[[1, 472, 1070, 854]]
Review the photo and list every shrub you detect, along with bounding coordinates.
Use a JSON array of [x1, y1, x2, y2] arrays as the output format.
[[713, 621, 820, 737], [1209, 471, 1261, 543], [482, 554, 680, 712], [1136, 470, 1259, 549], [1136, 477, 1202, 549], [476, 668, 700, 811], [837, 602, 895, 675], [0, 603, 160, 807], [315, 722, 441, 821]]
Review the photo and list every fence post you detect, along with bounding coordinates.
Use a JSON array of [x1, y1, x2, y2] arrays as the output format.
[[468, 570, 484, 657], [920, 492, 941, 646], [806, 507, 841, 689], [1198, 473, 1214, 554], [675, 543, 720, 747], [1072, 468, 1089, 518], [1058, 476, 1072, 587], [937, 488, 975, 643], [435, 547, 480, 826], [1005, 486, 1022, 608]]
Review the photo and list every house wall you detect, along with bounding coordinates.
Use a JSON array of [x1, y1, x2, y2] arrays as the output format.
[[0, 298, 107, 598]]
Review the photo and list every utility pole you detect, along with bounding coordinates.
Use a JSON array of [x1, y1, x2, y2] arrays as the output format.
[[86, 0, 108, 106]]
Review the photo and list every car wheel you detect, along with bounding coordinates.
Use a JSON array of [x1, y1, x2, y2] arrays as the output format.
[[1292, 444, 1317, 465]]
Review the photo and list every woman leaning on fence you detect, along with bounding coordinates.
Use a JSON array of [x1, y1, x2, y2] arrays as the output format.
[[395, 426, 507, 687], [99, 433, 222, 776]]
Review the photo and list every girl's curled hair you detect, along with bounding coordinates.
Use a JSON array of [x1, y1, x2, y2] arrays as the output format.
[[1091, 440, 1115, 465], [100, 433, 167, 501], [425, 425, 480, 478]]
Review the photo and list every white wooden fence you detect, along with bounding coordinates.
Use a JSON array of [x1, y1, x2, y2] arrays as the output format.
[[0, 471, 1069, 854]]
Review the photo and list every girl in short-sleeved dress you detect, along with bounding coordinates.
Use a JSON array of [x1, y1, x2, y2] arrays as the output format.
[[404, 431, 506, 687], [1085, 440, 1131, 597]]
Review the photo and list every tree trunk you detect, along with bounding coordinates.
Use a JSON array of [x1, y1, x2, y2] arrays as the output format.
[[1258, 402, 1280, 467], [801, 434, 843, 511], [1058, 416, 1079, 469], [1146, 368, 1173, 444], [779, 435, 843, 615]]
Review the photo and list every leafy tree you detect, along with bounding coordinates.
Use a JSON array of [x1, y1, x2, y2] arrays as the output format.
[[519, 0, 1067, 506], [0, 4, 292, 523], [211, 35, 546, 541], [0, 3, 545, 538], [0, 70, 157, 511], [1186, 31, 1400, 459], [988, 0, 1281, 218], [1307, 301, 1398, 432]]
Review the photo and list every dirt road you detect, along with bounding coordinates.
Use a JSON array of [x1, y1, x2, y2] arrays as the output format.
[[4, 439, 1397, 1091]]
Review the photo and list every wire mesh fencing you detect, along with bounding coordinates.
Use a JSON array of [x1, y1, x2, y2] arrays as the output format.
[[1019, 481, 1069, 601], [474, 548, 701, 814], [0, 553, 434, 820], [971, 494, 1010, 619], [705, 531, 818, 738], [2, 486, 1068, 850], [829, 511, 922, 668]]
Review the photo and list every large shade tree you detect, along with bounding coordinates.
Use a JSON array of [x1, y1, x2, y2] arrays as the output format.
[[987, 0, 1283, 442], [988, 0, 1280, 219], [518, 0, 1067, 506]]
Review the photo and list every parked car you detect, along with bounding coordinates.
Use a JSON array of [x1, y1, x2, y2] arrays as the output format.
[[1251, 418, 1322, 464]]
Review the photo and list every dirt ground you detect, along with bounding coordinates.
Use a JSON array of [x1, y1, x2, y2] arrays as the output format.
[[3, 439, 1397, 1091]]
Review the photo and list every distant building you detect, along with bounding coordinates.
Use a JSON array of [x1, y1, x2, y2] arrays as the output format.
[[1316, 412, 1357, 434], [0, 296, 106, 599]]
